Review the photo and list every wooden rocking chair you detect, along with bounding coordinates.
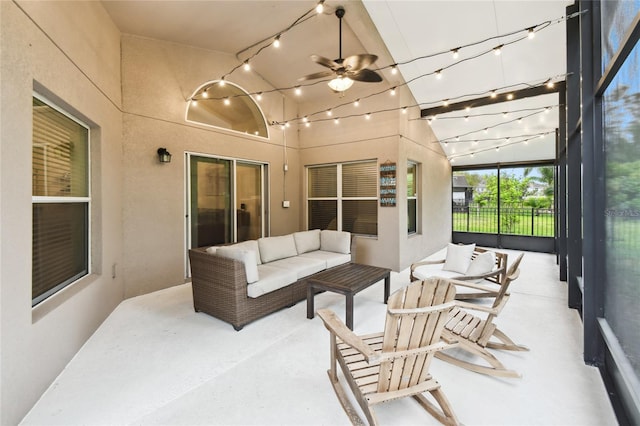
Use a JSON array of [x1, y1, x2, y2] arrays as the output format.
[[317, 278, 460, 426], [435, 253, 528, 378]]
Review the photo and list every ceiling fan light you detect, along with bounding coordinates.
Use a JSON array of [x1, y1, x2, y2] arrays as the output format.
[[327, 76, 354, 92]]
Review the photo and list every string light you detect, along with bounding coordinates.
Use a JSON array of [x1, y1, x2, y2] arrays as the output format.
[[216, 7, 578, 94], [295, 86, 302, 96], [390, 87, 397, 96], [365, 113, 371, 120], [224, 97, 230, 105], [256, 92, 262, 101], [435, 69, 443, 79], [528, 27, 536, 39], [326, 109, 332, 116], [391, 65, 398, 75], [493, 45, 503, 55], [354, 99, 360, 107], [490, 90, 497, 98], [402, 107, 408, 114], [243, 61, 251, 71], [507, 93, 514, 100], [191, 100, 198, 106], [302, 116, 308, 123], [447, 130, 556, 161], [334, 118, 339, 124], [202, 90, 208, 99], [219, 78, 226, 87], [443, 99, 449, 107]]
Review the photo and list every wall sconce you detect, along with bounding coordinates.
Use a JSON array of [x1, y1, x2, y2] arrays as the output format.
[[157, 147, 172, 163]]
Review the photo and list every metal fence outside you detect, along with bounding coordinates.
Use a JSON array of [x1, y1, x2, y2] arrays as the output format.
[[452, 205, 555, 237]]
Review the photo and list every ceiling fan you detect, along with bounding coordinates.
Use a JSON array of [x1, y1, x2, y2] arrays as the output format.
[[299, 6, 383, 92]]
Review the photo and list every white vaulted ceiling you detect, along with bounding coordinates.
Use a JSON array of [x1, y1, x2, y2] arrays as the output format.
[[102, 0, 572, 166]]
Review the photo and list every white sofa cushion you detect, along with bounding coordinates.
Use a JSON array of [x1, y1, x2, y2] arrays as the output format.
[[247, 265, 298, 298], [216, 247, 259, 284], [293, 229, 321, 254], [412, 265, 461, 281], [443, 243, 475, 273], [268, 256, 326, 280], [229, 240, 261, 265], [298, 251, 351, 269], [466, 251, 496, 280], [258, 235, 298, 263], [205, 246, 217, 255], [320, 230, 351, 254]]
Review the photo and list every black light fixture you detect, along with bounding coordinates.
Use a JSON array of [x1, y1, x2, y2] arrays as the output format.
[[157, 147, 171, 163]]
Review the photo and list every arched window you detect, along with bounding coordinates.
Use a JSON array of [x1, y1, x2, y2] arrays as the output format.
[[186, 81, 268, 138]]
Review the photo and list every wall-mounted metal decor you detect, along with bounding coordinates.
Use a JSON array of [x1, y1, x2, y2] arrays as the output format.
[[380, 161, 396, 207]]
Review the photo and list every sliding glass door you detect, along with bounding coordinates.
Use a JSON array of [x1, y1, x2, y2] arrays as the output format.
[[188, 154, 267, 249]]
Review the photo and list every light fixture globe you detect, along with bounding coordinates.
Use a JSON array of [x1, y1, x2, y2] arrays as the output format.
[[328, 76, 354, 92]]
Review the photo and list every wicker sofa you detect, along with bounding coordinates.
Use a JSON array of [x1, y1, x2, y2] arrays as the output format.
[[188, 229, 353, 330]]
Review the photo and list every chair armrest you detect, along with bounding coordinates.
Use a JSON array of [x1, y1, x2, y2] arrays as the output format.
[[410, 258, 445, 272], [455, 300, 498, 314], [454, 266, 504, 283], [447, 277, 501, 293], [317, 309, 380, 363], [377, 340, 458, 362]]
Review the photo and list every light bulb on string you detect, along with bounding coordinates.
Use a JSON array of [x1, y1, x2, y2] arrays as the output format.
[[219, 78, 226, 87], [294, 86, 302, 96], [435, 69, 443, 79], [316, 0, 324, 14], [273, 35, 281, 48], [390, 87, 397, 96], [507, 93, 514, 100], [224, 97, 230, 106], [243, 61, 251, 71], [302, 116, 309, 123], [402, 107, 408, 114], [326, 109, 332, 116], [443, 99, 449, 107], [354, 99, 360, 107], [202, 90, 208, 99], [490, 90, 497, 98], [256, 92, 263, 101], [334, 118, 339, 124], [493, 45, 503, 55], [365, 113, 371, 120], [191, 99, 198, 106], [451, 48, 460, 59], [528, 27, 535, 39], [391, 65, 398, 75]]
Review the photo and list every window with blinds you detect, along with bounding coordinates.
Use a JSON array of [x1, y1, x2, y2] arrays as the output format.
[[408, 162, 418, 234], [307, 161, 378, 236], [32, 95, 90, 307]]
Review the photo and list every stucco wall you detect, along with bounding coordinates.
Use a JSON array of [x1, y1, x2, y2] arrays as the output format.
[[120, 35, 303, 297], [0, 1, 123, 424]]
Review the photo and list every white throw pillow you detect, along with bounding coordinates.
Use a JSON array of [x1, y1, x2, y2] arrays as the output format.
[[216, 247, 260, 284], [320, 230, 351, 254], [205, 246, 217, 255], [293, 229, 321, 254], [466, 251, 496, 277], [258, 235, 298, 263], [442, 243, 476, 274], [229, 240, 261, 265]]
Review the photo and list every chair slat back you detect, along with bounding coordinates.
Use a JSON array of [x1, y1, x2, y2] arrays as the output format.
[[377, 278, 456, 393]]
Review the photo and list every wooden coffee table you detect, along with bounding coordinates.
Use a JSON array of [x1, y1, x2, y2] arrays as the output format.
[[306, 262, 391, 330]]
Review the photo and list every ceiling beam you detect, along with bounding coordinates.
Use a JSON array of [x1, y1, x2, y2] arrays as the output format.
[[420, 83, 563, 118]]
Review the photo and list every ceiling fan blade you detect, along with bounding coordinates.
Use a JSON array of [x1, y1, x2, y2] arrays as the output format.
[[298, 70, 335, 81], [348, 68, 383, 83], [310, 54, 340, 70], [343, 54, 378, 72]]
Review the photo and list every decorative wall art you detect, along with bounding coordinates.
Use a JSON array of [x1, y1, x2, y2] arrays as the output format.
[[379, 161, 396, 207]]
